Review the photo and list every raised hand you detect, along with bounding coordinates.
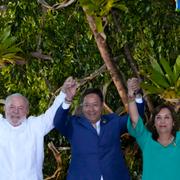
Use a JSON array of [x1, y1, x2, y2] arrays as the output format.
[[62, 76, 78, 103], [127, 77, 140, 96], [127, 77, 141, 126]]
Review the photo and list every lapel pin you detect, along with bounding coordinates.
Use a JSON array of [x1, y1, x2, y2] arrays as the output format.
[[102, 120, 107, 124]]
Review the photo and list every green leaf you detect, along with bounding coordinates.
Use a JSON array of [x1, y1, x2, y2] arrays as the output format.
[[1, 37, 16, 49], [0, 27, 11, 42], [2, 53, 16, 58], [150, 58, 164, 75], [114, 4, 128, 12], [95, 17, 103, 33], [99, 0, 113, 16], [149, 69, 170, 88], [4, 46, 23, 54], [173, 55, 180, 81], [175, 77, 180, 89], [141, 82, 164, 94], [160, 58, 174, 85]]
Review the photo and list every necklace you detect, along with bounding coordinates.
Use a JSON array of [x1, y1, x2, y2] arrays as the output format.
[[157, 135, 175, 147]]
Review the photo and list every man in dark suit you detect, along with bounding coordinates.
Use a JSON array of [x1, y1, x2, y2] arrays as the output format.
[[54, 77, 144, 180]]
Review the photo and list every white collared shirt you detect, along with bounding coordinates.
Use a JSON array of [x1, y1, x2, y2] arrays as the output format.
[[95, 120, 101, 135], [0, 91, 66, 180], [94, 120, 104, 180]]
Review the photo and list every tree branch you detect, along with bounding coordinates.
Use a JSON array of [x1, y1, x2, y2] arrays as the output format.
[[37, 0, 76, 10], [44, 141, 62, 180], [48, 64, 107, 106]]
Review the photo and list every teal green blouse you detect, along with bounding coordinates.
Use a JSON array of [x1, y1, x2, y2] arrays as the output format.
[[127, 116, 180, 180]]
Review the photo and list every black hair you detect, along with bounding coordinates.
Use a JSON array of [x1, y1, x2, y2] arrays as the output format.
[[82, 88, 104, 103]]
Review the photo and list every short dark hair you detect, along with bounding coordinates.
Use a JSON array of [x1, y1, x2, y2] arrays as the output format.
[[147, 104, 178, 141], [82, 88, 104, 103]]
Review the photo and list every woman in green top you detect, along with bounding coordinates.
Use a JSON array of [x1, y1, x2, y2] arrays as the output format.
[[127, 78, 180, 180]]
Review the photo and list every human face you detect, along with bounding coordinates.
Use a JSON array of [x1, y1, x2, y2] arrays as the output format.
[[82, 93, 103, 124], [154, 108, 174, 135], [4, 96, 28, 126]]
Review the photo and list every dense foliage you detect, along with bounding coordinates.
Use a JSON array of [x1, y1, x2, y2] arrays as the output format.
[[0, 0, 179, 179]]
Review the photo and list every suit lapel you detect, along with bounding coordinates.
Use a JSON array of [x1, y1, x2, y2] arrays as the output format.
[[77, 116, 97, 135], [76, 115, 110, 136], [99, 117, 109, 138]]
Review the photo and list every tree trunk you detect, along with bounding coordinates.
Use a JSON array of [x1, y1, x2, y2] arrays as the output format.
[[111, 10, 154, 113], [83, 12, 128, 111]]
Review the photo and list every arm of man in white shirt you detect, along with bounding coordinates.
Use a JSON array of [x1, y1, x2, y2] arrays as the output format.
[[29, 77, 77, 135]]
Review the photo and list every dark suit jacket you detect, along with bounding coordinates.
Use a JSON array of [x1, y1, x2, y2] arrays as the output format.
[[54, 102, 144, 180]]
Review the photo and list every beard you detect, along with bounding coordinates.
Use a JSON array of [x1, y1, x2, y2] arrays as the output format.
[[6, 116, 26, 127]]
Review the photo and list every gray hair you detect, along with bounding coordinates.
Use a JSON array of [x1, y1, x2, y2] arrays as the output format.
[[5, 93, 29, 110]]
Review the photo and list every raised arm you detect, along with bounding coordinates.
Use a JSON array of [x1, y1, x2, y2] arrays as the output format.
[[127, 78, 141, 128], [62, 76, 78, 104], [54, 77, 77, 137]]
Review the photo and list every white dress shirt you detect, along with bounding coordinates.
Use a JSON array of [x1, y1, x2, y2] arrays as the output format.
[[0, 91, 65, 180], [94, 120, 103, 180]]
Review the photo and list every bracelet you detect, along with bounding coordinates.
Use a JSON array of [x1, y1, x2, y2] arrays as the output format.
[[128, 94, 135, 103], [128, 98, 135, 103]]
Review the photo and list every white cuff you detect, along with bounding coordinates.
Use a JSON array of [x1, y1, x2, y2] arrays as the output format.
[[135, 97, 143, 103], [59, 91, 66, 97], [62, 102, 71, 109]]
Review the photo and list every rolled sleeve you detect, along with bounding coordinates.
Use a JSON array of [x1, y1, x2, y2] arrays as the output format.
[[62, 102, 71, 109]]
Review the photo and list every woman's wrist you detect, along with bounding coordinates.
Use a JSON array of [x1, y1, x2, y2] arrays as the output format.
[[128, 93, 135, 103]]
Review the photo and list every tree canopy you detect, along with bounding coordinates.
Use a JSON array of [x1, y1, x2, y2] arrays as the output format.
[[0, 0, 179, 179]]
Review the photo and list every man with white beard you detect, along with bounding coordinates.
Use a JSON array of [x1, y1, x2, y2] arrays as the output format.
[[0, 78, 70, 180]]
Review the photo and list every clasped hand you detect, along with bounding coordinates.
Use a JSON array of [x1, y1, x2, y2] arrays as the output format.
[[62, 76, 78, 102], [127, 77, 141, 96]]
